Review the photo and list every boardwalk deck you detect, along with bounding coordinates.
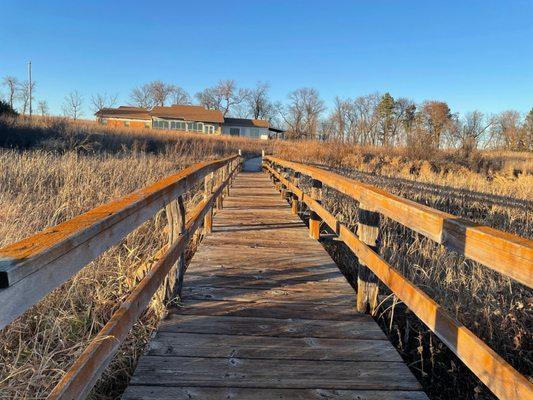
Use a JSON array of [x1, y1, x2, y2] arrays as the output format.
[[122, 165, 427, 400]]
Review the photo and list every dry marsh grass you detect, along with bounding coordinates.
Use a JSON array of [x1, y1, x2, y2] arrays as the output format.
[[0, 118, 530, 399]]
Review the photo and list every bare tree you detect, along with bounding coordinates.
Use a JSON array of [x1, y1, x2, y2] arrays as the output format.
[[130, 84, 154, 109], [491, 110, 528, 150], [282, 88, 325, 139], [196, 80, 247, 116], [170, 85, 191, 105], [18, 80, 36, 115], [524, 108, 533, 150], [244, 82, 276, 121], [351, 94, 380, 145], [419, 101, 454, 149], [149, 81, 174, 107], [62, 90, 83, 120], [37, 100, 49, 116], [2, 76, 19, 109], [90, 92, 118, 113], [326, 97, 350, 142], [450, 111, 493, 154]]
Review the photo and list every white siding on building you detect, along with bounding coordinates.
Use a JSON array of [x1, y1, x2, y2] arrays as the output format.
[[222, 124, 270, 139]]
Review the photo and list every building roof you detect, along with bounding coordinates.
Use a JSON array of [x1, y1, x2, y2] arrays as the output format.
[[224, 117, 270, 128], [151, 105, 224, 123], [95, 106, 151, 120]]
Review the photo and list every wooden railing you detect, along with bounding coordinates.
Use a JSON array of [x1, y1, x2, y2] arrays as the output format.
[[263, 156, 533, 400], [0, 154, 242, 399]]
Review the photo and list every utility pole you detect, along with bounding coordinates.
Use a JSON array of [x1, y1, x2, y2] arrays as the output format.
[[28, 60, 32, 117]]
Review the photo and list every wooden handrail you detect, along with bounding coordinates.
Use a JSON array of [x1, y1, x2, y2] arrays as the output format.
[[47, 159, 240, 399], [264, 156, 533, 288], [0, 155, 240, 330], [264, 161, 533, 400]]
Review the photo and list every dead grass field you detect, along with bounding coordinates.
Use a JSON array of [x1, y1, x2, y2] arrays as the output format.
[[0, 118, 531, 399]]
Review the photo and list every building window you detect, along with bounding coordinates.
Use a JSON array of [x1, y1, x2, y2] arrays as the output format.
[[197, 122, 203, 132], [250, 128, 261, 138], [230, 127, 240, 136], [145, 122, 150, 128], [100, 118, 107, 125], [124, 120, 130, 127]]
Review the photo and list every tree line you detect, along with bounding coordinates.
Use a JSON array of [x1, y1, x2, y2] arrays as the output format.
[[1, 75, 531, 152]]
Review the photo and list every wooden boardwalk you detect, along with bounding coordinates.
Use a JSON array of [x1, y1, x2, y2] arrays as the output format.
[[122, 168, 427, 399]]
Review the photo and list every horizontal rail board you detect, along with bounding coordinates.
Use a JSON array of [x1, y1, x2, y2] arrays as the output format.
[[265, 156, 533, 288], [265, 163, 533, 400], [0, 155, 238, 330], [47, 159, 240, 400]]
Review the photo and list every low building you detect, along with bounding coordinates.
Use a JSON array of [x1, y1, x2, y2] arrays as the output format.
[[95, 105, 284, 139], [151, 105, 224, 134], [95, 106, 151, 128], [222, 118, 271, 139]]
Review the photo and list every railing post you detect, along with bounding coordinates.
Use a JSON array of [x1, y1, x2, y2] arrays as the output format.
[[291, 171, 300, 215], [224, 163, 230, 196], [282, 169, 291, 202], [203, 173, 213, 235], [356, 202, 380, 314], [279, 168, 288, 200], [309, 179, 322, 239], [216, 168, 223, 210], [175, 196, 186, 297], [164, 195, 186, 302]]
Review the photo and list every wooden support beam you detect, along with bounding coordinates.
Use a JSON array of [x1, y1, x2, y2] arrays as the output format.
[[224, 164, 230, 196], [164, 200, 179, 303], [291, 192, 299, 214], [293, 172, 302, 214], [175, 196, 186, 298], [204, 173, 213, 235], [216, 170, 224, 210], [356, 202, 380, 314], [309, 179, 322, 240]]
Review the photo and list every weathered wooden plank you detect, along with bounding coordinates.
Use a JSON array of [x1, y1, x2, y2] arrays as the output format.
[[183, 274, 347, 289], [175, 300, 363, 321], [129, 356, 421, 390], [265, 156, 533, 288], [190, 254, 337, 271], [146, 332, 401, 361], [158, 314, 385, 339], [182, 285, 353, 304], [122, 386, 429, 400]]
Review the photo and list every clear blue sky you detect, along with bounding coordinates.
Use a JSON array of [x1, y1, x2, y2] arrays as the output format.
[[1, 0, 532, 117]]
